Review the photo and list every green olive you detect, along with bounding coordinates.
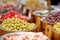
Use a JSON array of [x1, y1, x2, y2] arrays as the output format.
[[54, 23, 60, 33], [2, 18, 36, 31]]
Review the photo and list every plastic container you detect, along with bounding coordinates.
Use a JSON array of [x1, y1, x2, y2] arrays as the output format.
[[0, 32, 50, 40], [53, 28, 60, 40]]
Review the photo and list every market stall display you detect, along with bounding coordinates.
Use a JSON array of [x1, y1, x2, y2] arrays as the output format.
[[0, 32, 50, 40], [0, 0, 60, 40]]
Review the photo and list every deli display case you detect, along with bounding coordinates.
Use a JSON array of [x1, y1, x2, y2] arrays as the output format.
[[0, 0, 60, 40]]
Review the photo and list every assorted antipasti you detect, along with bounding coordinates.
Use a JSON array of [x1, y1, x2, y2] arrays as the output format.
[[0, 1, 60, 40], [4, 32, 49, 40], [45, 12, 60, 24]]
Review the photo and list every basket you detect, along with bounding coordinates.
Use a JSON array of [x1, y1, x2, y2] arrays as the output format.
[[45, 25, 53, 40], [41, 17, 55, 33], [0, 24, 37, 36], [33, 10, 49, 32], [53, 29, 60, 40]]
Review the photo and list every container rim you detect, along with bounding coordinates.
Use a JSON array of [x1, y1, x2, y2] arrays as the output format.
[[41, 17, 55, 25], [33, 10, 49, 16]]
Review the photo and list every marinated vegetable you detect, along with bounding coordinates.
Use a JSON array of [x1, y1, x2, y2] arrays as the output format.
[[2, 18, 36, 31], [1, 10, 28, 21], [5, 32, 49, 40], [45, 12, 60, 24], [54, 23, 60, 33]]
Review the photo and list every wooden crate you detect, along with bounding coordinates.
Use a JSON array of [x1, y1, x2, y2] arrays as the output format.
[[0, 27, 37, 36], [45, 25, 53, 40], [44, 24, 60, 40], [41, 18, 54, 33], [0, 29, 9, 36], [53, 31, 60, 40], [35, 16, 41, 32], [41, 21, 48, 33], [33, 13, 44, 32]]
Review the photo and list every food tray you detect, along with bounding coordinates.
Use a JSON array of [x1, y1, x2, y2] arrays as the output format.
[[0, 32, 50, 40]]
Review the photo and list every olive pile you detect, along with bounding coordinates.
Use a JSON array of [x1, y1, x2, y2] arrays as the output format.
[[2, 18, 36, 31], [54, 23, 60, 33], [45, 12, 60, 24]]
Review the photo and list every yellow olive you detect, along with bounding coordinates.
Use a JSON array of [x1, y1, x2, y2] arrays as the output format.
[[54, 23, 60, 33], [2, 18, 36, 31]]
